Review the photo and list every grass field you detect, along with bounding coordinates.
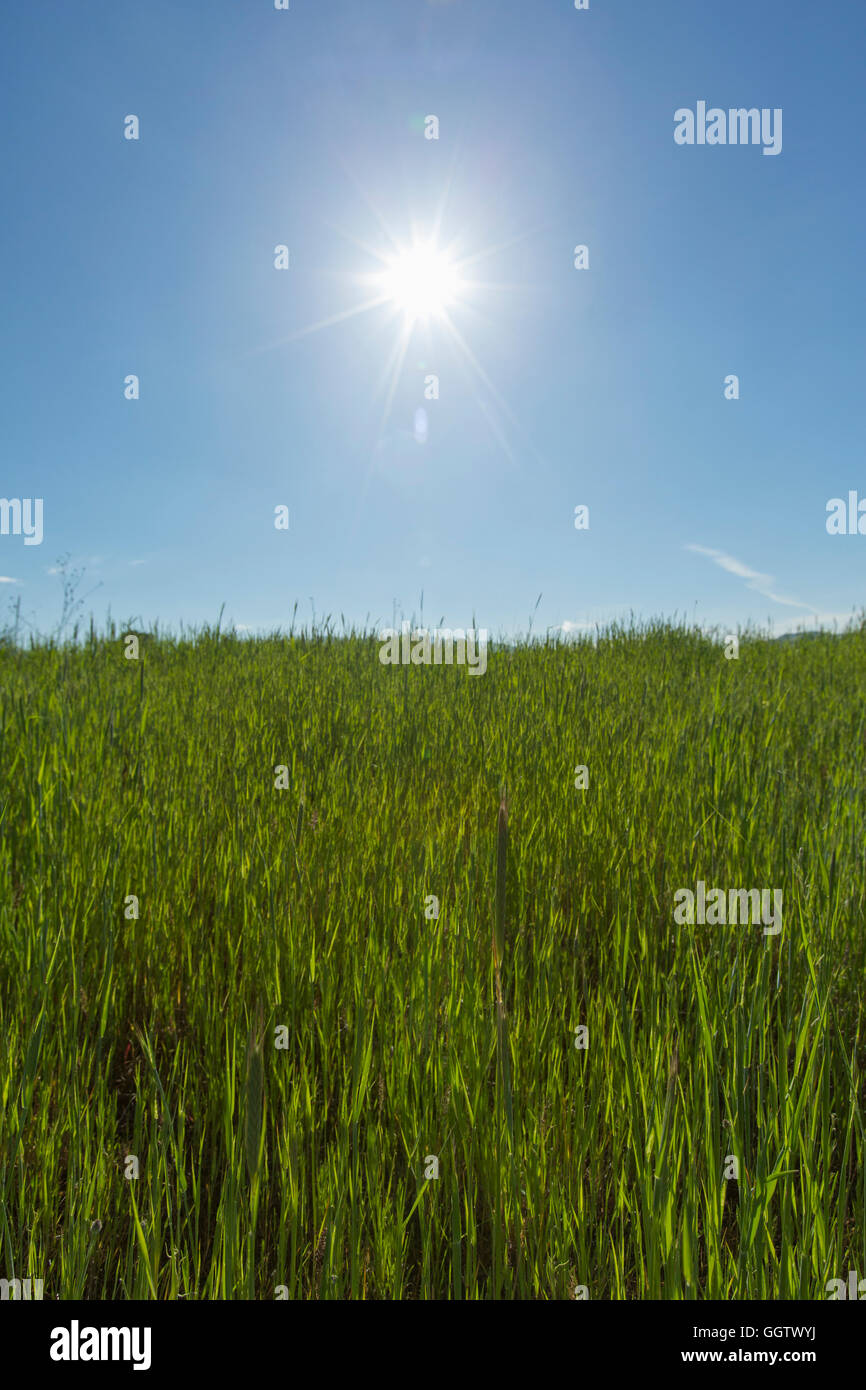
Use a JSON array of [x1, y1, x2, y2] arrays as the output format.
[[1, 619, 865, 1299]]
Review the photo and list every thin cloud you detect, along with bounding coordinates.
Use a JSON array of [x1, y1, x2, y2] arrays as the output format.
[[0, 576, 19, 584], [685, 544, 818, 613]]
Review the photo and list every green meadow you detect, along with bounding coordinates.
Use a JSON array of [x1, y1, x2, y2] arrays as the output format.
[[1, 620, 865, 1299]]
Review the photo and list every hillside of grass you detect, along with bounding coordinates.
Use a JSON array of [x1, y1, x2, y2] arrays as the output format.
[[1, 621, 865, 1298]]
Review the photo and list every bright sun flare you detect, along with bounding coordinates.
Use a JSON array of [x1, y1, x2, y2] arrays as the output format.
[[258, 210, 531, 472], [378, 244, 462, 321]]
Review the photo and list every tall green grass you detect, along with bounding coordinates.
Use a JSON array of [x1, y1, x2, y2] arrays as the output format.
[[1, 619, 864, 1298]]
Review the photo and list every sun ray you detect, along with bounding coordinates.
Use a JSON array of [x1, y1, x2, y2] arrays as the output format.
[[331, 149, 408, 264], [317, 219, 406, 270], [345, 315, 415, 545], [429, 140, 465, 248], [452, 224, 545, 274], [373, 315, 414, 415], [234, 293, 393, 362], [438, 307, 546, 473]]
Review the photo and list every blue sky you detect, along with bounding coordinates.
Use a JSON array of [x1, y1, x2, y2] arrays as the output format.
[[1, 0, 863, 639]]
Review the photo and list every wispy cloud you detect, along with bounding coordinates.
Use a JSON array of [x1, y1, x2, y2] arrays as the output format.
[[685, 544, 818, 613], [0, 576, 20, 584]]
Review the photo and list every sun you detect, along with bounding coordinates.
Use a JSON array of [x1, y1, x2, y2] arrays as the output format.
[[245, 204, 536, 473], [377, 243, 462, 323]]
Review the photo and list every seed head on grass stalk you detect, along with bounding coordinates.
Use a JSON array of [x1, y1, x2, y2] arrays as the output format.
[[492, 785, 515, 1270], [492, 788, 512, 1102], [245, 1008, 265, 1188], [241, 1008, 267, 1295], [494, 787, 507, 1002]]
